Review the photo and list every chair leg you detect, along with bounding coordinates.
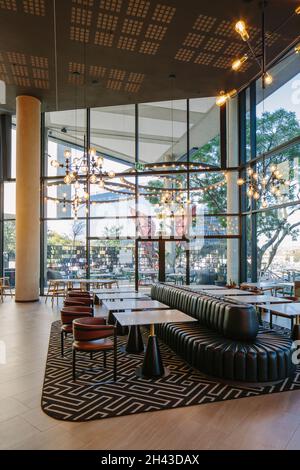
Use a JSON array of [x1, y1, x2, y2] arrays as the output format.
[[103, 350, 107, 368], [61, 330, 64, 357], [72, 348, 76, 381]]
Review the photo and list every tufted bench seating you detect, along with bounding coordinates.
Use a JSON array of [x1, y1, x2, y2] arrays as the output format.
[[151, 283, 295, 383]]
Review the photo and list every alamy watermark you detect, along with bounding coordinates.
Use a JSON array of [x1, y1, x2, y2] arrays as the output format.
[[292, 340, 300, 365]]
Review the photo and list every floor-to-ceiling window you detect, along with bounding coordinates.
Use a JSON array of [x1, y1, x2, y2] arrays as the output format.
[[240, 47, 300, 282], [1, 96, 240, 292], [2, 120, 16, 287]]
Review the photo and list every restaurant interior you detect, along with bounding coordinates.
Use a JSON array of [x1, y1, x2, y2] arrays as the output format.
[[0, 0, 300, 452]]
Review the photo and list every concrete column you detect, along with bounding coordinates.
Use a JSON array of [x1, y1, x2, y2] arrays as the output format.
[[226, 97, 240, 284], [15, 95, 41, 302]]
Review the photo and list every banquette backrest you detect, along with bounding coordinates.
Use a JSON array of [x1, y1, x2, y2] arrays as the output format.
[[151, 283, 259, 342]]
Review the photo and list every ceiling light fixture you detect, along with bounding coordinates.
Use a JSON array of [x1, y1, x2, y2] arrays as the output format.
[[235, 20, 250, 41], [232, 54, 248, 71], [216, 89, 237, 107]]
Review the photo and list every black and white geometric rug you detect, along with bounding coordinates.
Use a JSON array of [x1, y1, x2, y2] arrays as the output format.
[[41, 321, 300, 422]]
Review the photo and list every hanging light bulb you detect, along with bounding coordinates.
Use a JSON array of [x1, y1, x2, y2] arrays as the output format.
[[247, 187, 254, 197], [216, 90, 237, 106], [98, 179, 105, 189], [97, 156, 104, 167], [263, 72, 273, 86], [64, 174, 72, 184], [262, 199, 268, 208], [62, 206, 67, 213], [89, 173, 97, 184], [215, 91, 227, 107], [232, 54, 248, 71], [247, 167, 254, 176], [83, 191, 89, 200], [237, 177, 245, 186], [89, 147, 96, 158], [74, 180, 80, 190], [295, 44, 300, 54], [50, 159, 60, 168], [252, 172, 259, 180], [270, 186, 277, 194], [108, 171, 115, 178], [253, 191, 260, 200], [235, 20, 250, 41], [270, 165, 277, 173], [262, 177, 267, 186], [295, 6, 300, 14], [64, 149, 71, 159]]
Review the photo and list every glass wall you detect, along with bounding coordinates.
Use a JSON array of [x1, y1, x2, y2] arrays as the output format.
[[241, 48, 300, 282], [1, 97, 239, 291]]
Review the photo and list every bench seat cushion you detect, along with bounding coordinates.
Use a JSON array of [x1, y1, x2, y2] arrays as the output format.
[[156, 322, 295, 383]]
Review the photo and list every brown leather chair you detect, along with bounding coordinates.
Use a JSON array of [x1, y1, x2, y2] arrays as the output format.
[[64, 297, 93, 307], [72, 317, 117, 382], [67, 291, 92, 298], [60, 306, 93, 357]]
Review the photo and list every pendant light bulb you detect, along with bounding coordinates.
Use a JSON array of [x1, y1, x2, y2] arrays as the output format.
[[235, 20, 250, 41], [232, 54, 248, 71], [263, 72, 273, 86]]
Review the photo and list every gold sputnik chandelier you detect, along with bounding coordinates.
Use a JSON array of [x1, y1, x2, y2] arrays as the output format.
[[216, 4, 300, 107], [237, 165, 290, 208], [48, 146, 116, 219]]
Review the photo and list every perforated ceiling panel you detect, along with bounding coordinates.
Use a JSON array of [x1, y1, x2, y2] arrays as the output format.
[[0, 0, 299, 112]]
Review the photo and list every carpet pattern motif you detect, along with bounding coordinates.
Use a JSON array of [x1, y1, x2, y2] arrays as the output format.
[[41, 321, 300, 422]]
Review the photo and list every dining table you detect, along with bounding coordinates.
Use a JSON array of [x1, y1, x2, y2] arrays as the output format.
[[114, 309, 196, 378], [96, 292, 150, 302], [201, 288, 256, 296], [257, 302, 300, 333], [227, 295, 292, 305]]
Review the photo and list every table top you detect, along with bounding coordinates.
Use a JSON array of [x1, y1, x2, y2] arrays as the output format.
[[257, 302, 300, 316], [103, 299, 170, 311], [241, 281, 294, 289], [228, 295, 292, 304], [96, 292, 149, 300], [114, 309, 196, 327], [51, 278, 117, 284], [202, 289, 255, 296], [94, 288, 137, 294], [181, 284, 225, 290]]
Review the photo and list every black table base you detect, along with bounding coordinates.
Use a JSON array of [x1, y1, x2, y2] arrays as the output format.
[[292, 324, 300, 341], [125, 325, 145, 353], [136, 335, 170, 379]]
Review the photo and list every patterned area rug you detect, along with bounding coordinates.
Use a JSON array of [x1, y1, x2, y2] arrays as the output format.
[[41, 321, 300, 422]]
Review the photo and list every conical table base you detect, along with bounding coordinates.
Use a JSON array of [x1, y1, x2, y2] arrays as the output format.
[[136, 334, 170, 379]]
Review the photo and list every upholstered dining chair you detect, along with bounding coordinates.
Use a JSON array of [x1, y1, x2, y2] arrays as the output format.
[[60, 306, 93, 357], [67, 291, 92, 298], [72, 317, 117, 382], [64, 297, 94, 307]]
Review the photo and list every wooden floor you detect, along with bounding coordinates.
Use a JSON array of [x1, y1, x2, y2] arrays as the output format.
[[0, 298, 300, 450]]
